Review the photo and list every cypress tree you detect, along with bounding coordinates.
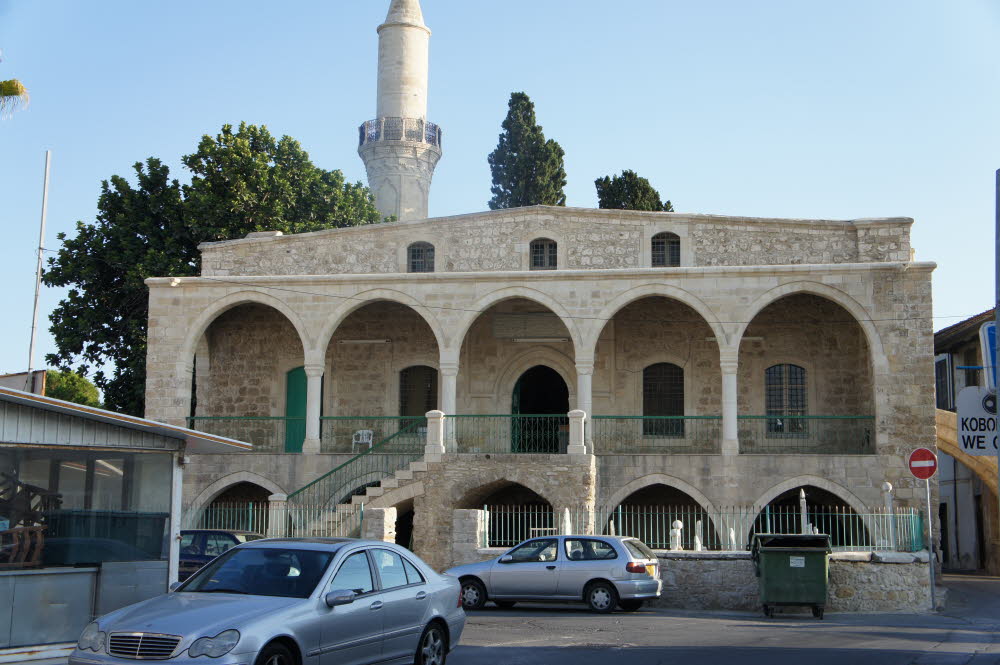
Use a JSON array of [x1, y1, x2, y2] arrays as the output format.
[[488, 92, 567, 209], [595, 170, 674, 212]]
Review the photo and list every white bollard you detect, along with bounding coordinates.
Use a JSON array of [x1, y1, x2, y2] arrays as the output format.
[[670, 520, 684, 551]]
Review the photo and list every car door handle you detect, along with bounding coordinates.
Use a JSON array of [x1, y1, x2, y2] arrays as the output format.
[[415, 591, 427, 601], [546, 565, 557, 570], [370, 601, 383, 611]]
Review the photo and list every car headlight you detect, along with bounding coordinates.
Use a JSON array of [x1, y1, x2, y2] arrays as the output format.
[[188, 630, 240, 658], [77, 622, 106, 652]]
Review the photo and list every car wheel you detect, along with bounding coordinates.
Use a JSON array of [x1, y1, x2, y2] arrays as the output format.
[[460, 578, 487, 610], [494, 600, 516, 609], [255, 642, 294, 665], [585, 582, 618, 614], [415, 622, 448, 665], [619, 599, 643, 612]]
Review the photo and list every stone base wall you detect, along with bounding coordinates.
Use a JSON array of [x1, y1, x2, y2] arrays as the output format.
[[656, 551, 938, 613]]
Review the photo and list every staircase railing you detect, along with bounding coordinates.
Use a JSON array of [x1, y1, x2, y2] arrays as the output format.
[[285, 418, 426, 534]]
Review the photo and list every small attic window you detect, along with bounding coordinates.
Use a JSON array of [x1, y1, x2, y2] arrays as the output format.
[[408, 242, 435, 273]]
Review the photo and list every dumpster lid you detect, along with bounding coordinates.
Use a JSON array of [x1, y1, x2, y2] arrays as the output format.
[[751, 533, 832, 552]]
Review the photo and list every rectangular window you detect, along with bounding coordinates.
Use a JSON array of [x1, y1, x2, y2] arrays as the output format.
[[530, 240, 557, 270], [935, 354, 953, 410], [765, 364, 808, 437], [963, 347, 980, 388]]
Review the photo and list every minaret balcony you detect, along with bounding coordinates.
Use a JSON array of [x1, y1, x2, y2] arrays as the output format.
[[359, 117, 443, 148]]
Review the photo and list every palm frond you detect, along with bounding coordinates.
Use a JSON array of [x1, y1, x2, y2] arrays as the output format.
[[0, 79, 30, 116]]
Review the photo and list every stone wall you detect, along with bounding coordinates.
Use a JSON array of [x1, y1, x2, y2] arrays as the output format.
[[198, 206, 913, 277], [655, 551, 935, 613]]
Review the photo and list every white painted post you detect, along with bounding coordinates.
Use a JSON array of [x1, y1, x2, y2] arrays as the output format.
[[695, 519, 704, 552], [567, 410, 587, 455], [721, 355, 739, 456], [167, 453, 183, 588], [799, 489, 809, 534], [302, 365, 324, 454], [267, 493, 288, 538], [425, 410, 446, 459], [670, 520, 684, 551], [882, 481, 897, 550]]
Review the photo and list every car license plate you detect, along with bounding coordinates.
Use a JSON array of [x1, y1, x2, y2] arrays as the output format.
[[646, 564, 656, 576]]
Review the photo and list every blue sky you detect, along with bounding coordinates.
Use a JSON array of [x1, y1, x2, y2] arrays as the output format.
[[1, 0, 998, 379]]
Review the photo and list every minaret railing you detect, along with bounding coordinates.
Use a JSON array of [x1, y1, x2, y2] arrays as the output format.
[[359, 118, 442, 148]]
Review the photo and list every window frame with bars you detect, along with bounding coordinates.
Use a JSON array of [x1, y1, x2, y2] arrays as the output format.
[[642, 362, 685, 437], [764, 363, 808, 438], [529, 238, 558, 271], [651, 232, 681, 268], [407, 242, 435, 273], [398, 365, 438, 434]]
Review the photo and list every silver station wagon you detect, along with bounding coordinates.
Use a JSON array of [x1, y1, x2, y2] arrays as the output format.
[[69, 538, 464, 665], [445, 535, 661, 613]]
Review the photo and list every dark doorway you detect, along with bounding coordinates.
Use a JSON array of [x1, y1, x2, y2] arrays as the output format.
[[512, 366, 569, 453], [395, 501, 415, 551]]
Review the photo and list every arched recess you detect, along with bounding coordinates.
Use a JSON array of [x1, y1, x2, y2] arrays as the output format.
[[460, 480, 554, 548], [186, 471, 285, 523], [495, 349, 577, 415], [735, 281, 887, 374], [180, 291, 313, 368], [601, 474, 718, 517], [315, 288, 448, 358], [584, 283, 727, 357], [452, 287, 583, 356], [751, 475, 869, 520]]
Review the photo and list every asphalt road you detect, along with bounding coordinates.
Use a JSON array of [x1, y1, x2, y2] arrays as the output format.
[[450, 575, 1000, 665]]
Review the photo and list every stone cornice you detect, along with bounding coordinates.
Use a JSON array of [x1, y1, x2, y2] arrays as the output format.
[[146, 261, 935, 288]]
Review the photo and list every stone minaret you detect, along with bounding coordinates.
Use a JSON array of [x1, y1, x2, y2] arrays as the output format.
[[358, 0, 442, 221]]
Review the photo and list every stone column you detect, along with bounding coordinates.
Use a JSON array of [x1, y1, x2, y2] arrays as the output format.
[[267, 493, 288, 538], [302, 364, 324, 454], [575, 361, 594, 450], [567, 409, 587, 456], [440, 358, 459, 446], [425, 410, 445, 459], [721, 351, 739, 456]]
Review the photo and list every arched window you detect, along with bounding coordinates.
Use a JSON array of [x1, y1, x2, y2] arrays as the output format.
[[408, 242, 435, 273], [399, 365, 438, 420], [642, 363, 684, 436], [765, 364, 807, 436], [651, 232, 681, 267], [530, 238, 558, 270]]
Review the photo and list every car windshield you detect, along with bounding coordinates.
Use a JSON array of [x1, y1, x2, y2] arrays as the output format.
[[623, 539, 657, 561], [180, 547, 333, 598]]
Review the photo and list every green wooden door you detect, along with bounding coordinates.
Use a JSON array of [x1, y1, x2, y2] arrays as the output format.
[[285, 366, 307, 453]]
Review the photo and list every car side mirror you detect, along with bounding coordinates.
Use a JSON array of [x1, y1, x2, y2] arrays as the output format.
[[499, 555, 513, 564], [325, 590, 356, 608], [168, 582, 182, 592]]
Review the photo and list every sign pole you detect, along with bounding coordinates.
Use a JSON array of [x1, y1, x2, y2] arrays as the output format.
[[925, 477, 936, 612], [995, 167, 999, 559]]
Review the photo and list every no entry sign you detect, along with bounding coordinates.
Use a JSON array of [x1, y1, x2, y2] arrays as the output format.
[[908, 448, 938, 480]]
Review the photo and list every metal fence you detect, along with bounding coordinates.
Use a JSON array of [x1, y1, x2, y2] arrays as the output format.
[[284, 503, 364, 539], [320, 416, 427, 454], [480, 504, 925, 553], [591, 416, 722, 454], [358, 118, 442, 147], [183, 501, 268, 533], [185, 417, 302, 453], [738, 416, 875, 454], [446, 415, 569, 454]]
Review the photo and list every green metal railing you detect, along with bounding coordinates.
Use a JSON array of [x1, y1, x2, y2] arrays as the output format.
[[285, 503, 364, 539], [591, 416, 722, 454], [738, 416, 875, 454], [185, 417, 303, 453], [183, 501, 268, 534], [285, 420, 425, 532], [320, 416, 427, 454], [445, 415, 569, 454], [482, 505, 555, 548]]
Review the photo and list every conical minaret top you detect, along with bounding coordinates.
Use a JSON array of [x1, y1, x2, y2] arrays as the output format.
[[358, 0, 442, 222]]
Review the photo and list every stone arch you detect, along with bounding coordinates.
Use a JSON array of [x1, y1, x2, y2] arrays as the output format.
[[494, 348, 577, 414], [751, 475, 869, 519], [585, 283, 727, 357], [316, 288, 447, 360], [453, 472, 558, 512], [186, 471, 285, 520], [452, 287, 583, 356], [179, 291, 312, 367], [601, 474, 717, 517], [735, 281, 887, 373]]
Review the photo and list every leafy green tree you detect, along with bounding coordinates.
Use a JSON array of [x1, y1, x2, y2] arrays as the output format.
[[595, 170, 674, 212], [43, 122, 384, 416], [488, 92, 567, 209], [45, 369, 101, 407]]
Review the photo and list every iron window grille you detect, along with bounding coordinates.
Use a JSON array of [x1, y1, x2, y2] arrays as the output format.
[[399, 365, 437, 432], [530, 239, 558, 270], [765, 364, 808, 437], [651, 232, 681, 267], [408, 242, 435, 273], [642, 363, 685, 437]]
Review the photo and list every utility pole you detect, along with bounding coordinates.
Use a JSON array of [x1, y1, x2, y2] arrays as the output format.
[[27, 150, 50, 393]]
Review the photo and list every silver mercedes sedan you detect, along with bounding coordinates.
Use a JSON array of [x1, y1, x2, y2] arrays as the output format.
[[445, 535, 661, 613], [69, 538, 464, 665]]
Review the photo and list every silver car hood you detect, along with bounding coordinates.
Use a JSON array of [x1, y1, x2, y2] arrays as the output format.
[[98, 592, 302, 637]]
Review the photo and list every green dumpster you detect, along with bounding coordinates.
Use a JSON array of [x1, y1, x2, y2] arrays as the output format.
[[751, 533, 832, 619]]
